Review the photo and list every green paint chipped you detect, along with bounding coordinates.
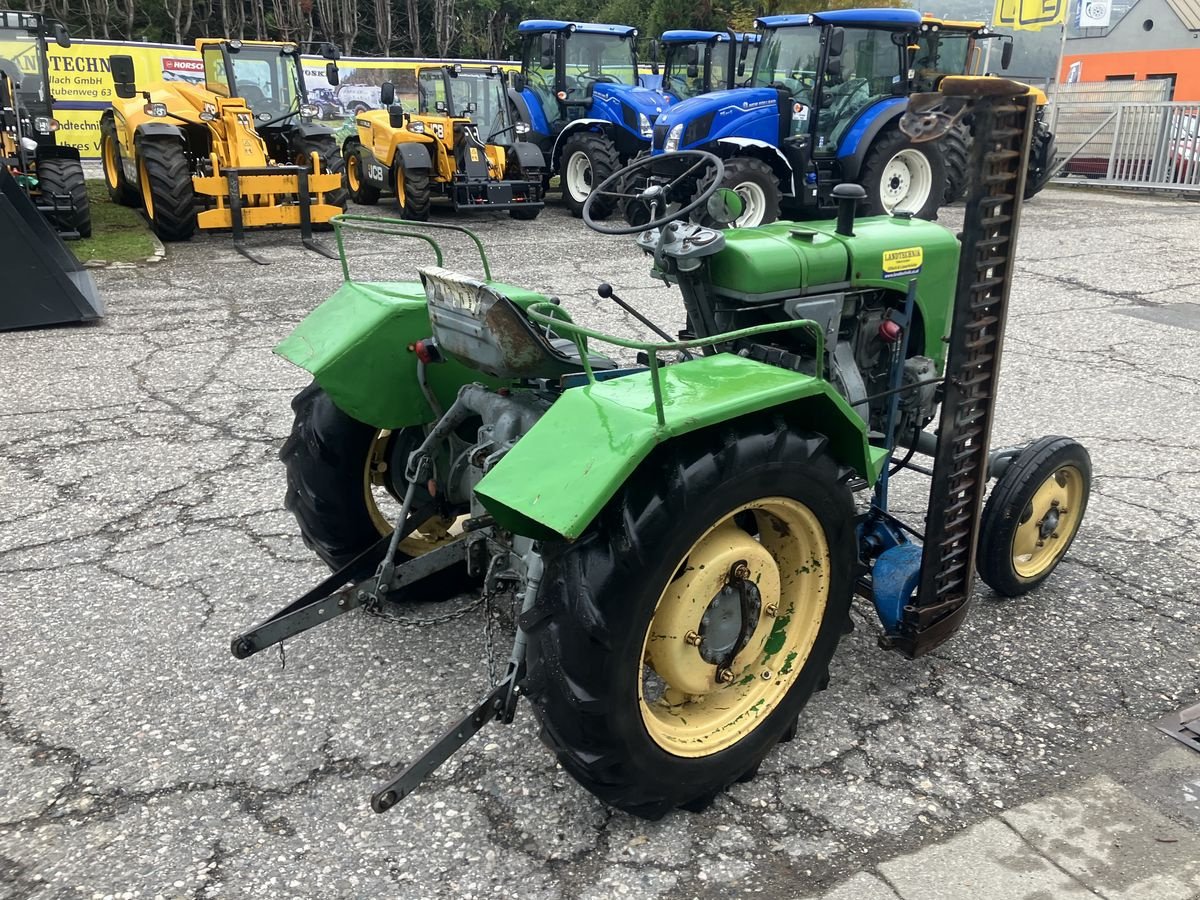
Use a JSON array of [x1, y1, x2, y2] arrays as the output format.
[[738, 674, 756, 686], [762, 614, 791, 657], [779, 650, 799, 676]]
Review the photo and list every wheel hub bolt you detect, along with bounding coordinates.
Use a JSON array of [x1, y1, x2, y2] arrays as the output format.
[[684, 630, 702, 646], [716, 667, 735, 684], [760, 670, 772, 681], [1036, 539, 1045, 548], [1051, 532, 1059, 539], [731, 562, 751, 581], [765, 603, 779, 618]]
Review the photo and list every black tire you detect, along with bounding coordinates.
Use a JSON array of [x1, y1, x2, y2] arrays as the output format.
[[1024, 119, 1055, 201], [100, 113, 138, 207], [296, 134, 348, 217], [524, 417, 855, 818], [137, 138, 197, 241], [281, 382, 475, 593], [397, 166, 431, 221], [509, 204, 541, 220], [711, 157, 780, 228], [940, 122, 971, 204], [35, 155, 91, 238], [559, 132, 620, 219], [858, 128, 946, 220], [343, 141, 380, 205], [977, 436, 1091, 598]]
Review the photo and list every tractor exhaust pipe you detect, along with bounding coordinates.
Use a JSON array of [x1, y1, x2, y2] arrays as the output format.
[[831, 182, 867, 236]]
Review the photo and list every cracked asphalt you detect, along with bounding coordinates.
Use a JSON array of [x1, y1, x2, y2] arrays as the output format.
[[1, 187, 1199, 899]]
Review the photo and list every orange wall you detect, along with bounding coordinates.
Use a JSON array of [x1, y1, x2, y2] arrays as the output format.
[[1061, 49, 1200, 100]]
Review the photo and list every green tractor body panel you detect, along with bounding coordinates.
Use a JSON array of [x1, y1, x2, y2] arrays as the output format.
[[274, 279, 548, 428], [708, 215, 960, 365], [474, 353, 886, 541]]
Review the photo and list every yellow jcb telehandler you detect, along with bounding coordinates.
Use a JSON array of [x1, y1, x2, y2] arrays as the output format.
[[100, 39, 346, 262], [343, 64, 545, 220]]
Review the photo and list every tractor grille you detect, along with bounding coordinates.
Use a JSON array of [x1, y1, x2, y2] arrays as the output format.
[[653, 123, 669, 151], [900, 91, 1038, 657]]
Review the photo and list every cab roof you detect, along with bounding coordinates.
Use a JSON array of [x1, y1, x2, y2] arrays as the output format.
[[756, 9, 923, 29], [660, 30, 759, 44], [517, 20, 637, 37]]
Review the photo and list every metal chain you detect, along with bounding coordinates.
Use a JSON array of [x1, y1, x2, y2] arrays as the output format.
[[363, 591, 487, 628]]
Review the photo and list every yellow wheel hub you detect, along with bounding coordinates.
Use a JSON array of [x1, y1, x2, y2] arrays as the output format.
[[639, 497, 830, 758], [364, 430, 460, 557], [347, 154, 361, 192], [103, 135, 120, 187], [1012, 465, 1085, 578], [138, 157, 154, 219]]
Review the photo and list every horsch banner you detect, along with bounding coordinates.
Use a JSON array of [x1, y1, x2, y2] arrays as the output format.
[[40, 39, 510, 159]]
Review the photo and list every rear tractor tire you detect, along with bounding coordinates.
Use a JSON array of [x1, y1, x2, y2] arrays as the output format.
[[137, 138, 197, 242], [559, 132, 620, 219], [977, 436, 1091, 597], [344, 141, 380, 205], [940, 122, 971, 204], [858, 128, 946, 220], [524, 417, 855, 818], [35, 155, 91, 238], [281, 382, 475, 594]]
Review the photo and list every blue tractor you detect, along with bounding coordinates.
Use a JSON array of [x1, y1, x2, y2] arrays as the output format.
[[650, 9, 947, 227], [509, 20, 667, 217], [654, 29, 759, 104]]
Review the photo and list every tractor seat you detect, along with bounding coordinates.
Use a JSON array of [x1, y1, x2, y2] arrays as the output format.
[[420, 266, 616, 379]]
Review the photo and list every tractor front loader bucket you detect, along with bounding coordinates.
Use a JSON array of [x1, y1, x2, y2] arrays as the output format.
[[0, 167, 104, 331], [193, 163, 342, 264]]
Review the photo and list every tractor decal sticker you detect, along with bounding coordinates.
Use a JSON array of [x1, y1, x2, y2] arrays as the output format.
[[882, 247, 924, 279], [367, 163, 385, 182], [356, 118, 372, 129], [430, 122, 445, 140], [469, 147, 480, 162]]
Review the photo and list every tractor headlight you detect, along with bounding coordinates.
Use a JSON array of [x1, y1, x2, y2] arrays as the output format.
[[639, 112, 653, 138], [33, 116, 58, 133], [299, 103, 319, 120], [143, 102, 168, 118], [515, 122, 530, 134], [409, 121, 425, 134], [20, 136, 38, 152], [664, 123, 684, 152]]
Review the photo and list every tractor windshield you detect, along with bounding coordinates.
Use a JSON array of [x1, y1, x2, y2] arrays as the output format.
[[752, 26, 823, 104], [911, 31, 973, 92], [0, 26, 47, 108], [663, 40, 722, 100], [418, 67, 515, 143], [564, 32, 637, 90], [204, 44, 304, 117]]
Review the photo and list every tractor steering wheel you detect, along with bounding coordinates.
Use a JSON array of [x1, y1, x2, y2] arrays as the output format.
[[582, 150, 725, 236]]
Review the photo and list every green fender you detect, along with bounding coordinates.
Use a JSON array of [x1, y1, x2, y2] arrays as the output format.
[[474, 353, 887, 541], [273, 279, 548, 429]]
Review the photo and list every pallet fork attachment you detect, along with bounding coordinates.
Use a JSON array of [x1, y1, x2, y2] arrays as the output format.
[[0, 167, 103, 331]]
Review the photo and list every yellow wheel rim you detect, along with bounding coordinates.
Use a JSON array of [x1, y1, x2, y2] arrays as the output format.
[[364, 430, 460, 558], [347, 153, 361, 192], [639, 497, 830, 758], [103, 134, 120, 188], [138, 156, 154, 219], [1011, 465, 1085, 578]]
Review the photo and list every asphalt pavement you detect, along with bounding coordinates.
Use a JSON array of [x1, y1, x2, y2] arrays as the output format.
[[1, 187, 1199, 899]]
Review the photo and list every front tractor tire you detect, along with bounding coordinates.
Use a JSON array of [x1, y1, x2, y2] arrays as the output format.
[[137, 138, 197, 242], [560, 133, 620, 219], [296, 135, 349, 215], [281, 383, 474, 593], [524, 418, 855, 818], [858, 128, 946, 220], [100, 114, 138, 207], [344, 141, 380, 205], [977, 436, 1091, 598], [714, 157, 780, 228], [35, 155, 91, 238], [395, 165, 432, 221]]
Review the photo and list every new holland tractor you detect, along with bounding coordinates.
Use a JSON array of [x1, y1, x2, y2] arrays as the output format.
[[100, 39, 346, 261], [912, 17, 1056, 202], [650, 9, 949, 228], [508, 20, 666, 217], [231, 77, 1091, 818], [0, 10, 89, 238], [655, 30, 759, 104], [343, 64, 545, 221]]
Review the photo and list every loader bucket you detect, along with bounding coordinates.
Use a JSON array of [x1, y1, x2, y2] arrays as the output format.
[[0, 167, 104, 331]]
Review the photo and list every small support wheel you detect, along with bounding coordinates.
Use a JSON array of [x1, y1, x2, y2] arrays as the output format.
[[977, 436, 1091, 597]]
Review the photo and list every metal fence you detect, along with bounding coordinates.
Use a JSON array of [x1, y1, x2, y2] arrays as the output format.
[[1046, 81, 1200, 191]]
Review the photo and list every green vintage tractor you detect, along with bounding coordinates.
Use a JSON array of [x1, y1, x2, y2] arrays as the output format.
[[232, 78, 1091, 818]]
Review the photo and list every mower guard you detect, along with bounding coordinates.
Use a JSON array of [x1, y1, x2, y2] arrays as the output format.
[[0, 167, 104, 331], [475, 353, 885, 541]]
